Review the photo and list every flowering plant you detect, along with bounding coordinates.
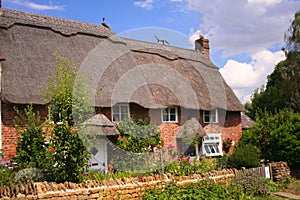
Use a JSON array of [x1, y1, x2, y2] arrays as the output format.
[[0, 158, 14, 186]]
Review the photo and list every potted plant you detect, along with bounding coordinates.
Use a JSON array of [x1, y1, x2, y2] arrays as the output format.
[[223, 137, 232, 148]]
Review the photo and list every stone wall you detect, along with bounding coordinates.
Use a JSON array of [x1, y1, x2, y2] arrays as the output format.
[[270, 161, 291, 182], [0, 162, 291, 199], [0, 169, 235, 200]]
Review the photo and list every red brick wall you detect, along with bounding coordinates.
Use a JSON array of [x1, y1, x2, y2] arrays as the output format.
[[202, 111, 242, 154], [1, 103, 48, 160], [1, 103, 241, 159]]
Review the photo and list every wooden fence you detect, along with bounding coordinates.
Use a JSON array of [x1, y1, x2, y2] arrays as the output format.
[[234, 165, 270, 180], [234, 162, 291, 182]]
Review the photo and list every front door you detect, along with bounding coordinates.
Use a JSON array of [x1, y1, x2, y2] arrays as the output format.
[[90, 139, 108, 172]]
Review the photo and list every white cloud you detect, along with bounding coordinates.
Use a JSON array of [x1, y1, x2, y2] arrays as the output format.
[[7, 0, 64, 10], [220, 50, 286, 102], [248, 0, 281, 6], [187, 0, 299, 103], [134, 0, 154, 10], [169, 0, 185, 2], [188, 0, 300, 57]]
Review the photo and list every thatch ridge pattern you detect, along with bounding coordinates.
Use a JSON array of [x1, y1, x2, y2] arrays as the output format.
[[0, 8, 113, 37]]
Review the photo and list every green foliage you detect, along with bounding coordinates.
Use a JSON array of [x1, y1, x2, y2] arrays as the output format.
[[115, 118, 162, 153], [215, 155, 229, 170], [110, 118, 163, 173], [263, 178, 279, 193], [164, 157, 214, 176], [0, 158, 14, 187], [46, 124, 89, 183], [83, 169, 140, 181], [42, 53, 90, 183], [242, 109, 300, 167], [143, 180, 246, 200], [13, 168, 44, 184], [235, 171, 270, 197], [44, 52, 78, 125], [43, 52, 94, 126], [285, 11, 300, 52], [13, 104, 49, 170], [228, 144, 260, 169], [268, 113, 300, 166]]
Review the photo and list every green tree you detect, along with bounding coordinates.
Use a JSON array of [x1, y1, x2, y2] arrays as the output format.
[[13, 104, 50, 170], [44, 53, 92, 183], [269, 113, 300, 166], [247, 11, 300, 118], [241, 109, 300, 167]]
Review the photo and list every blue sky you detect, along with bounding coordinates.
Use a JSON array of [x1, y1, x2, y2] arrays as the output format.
[[2, 0, 300, 103]]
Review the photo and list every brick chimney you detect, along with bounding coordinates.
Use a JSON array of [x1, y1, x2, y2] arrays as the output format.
[[195, 35, 210, 59]]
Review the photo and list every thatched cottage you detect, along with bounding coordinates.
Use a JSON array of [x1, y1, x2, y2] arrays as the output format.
[[0, 9, 244, 163]]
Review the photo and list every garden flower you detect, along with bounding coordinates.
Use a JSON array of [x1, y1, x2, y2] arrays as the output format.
[[181, 157, 187, 162], [88, 163, 92, 167], [50, 147, 55, 152], [82, 172, 87, 177]]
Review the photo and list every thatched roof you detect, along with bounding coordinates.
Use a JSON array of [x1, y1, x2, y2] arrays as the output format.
[[0, 9, 244, 111], [0, 52, 4, 61], [82, 114, 120, 136]]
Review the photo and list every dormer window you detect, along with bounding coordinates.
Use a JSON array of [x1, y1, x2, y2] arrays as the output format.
[[203, 109, 218, 123], [162, 107, 178, 123], [112, 104, 130, 122]]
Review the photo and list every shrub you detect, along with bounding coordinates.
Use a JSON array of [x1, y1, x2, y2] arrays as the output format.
[[215, 155, 229, 170], [12, 104, 49, 171], [14, 168, 44, 184], [235, 171, 269, 197], [228, 144, 260, 169], [46, 124, 89, 183], [143, 179, 245, 200], [115, 118, 162, 153], [164, 157, 214, 176], [0, 158, 14, 187]]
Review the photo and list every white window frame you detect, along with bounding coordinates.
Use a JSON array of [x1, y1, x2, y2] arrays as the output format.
[[48, 104, 62, 124], [203, 109, 218, 123], [161, 107, 178, 123], [201, 133, 223, 157], [112, 103, 130, 122]]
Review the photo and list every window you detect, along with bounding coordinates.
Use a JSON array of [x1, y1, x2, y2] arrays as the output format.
[[201, 133, 223, 157], [112, 104, 129, 122], [162, 107, 178, 123], [49, 104, 62, 124], [203, 109, 218, 123]]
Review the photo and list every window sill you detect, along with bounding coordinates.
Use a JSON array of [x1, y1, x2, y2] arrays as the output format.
[[162, 121, 178, 124]]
